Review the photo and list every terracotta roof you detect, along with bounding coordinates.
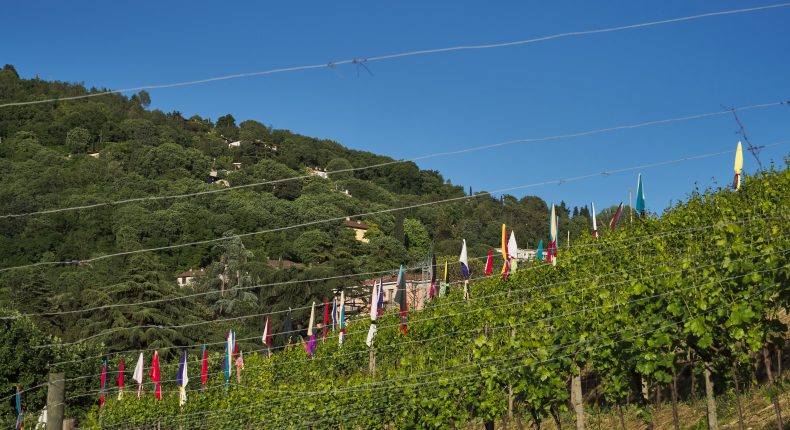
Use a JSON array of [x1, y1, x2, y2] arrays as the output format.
[[268, 259, 301, 269], [363, 271, 424, 286], [343, 219, 369, 230], [177, 268, 206, 278]]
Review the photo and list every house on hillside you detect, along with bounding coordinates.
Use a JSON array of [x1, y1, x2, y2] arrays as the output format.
[[496, 247, 538, 262], [308, 167, 328, 179], [267, 258, 302, 270], [176, 268, 206, 287], [232, 162, 242, 170], [228, 140, 241, 148], [343, 218, 369, 243]]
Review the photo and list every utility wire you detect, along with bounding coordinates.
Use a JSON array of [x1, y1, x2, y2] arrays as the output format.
[[2, 2, 788, 108], [4, 142, 785, 273]]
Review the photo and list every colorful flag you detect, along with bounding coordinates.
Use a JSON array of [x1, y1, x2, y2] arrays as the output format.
[[338, 291, 346, 347], [548, 205, 558, 266], [459, 239, 470, 280], [508, 230, 518, 272], [591, 202, 598, 239], [440, 260, 449, 297], [117, 357, 124, 401], [377, 278, 384, 317], [177, 350, 188, 406], [366, 280, 379, 347], [132, 352, 144, 398], [100, 359, 107, 407], [484, 249, 493, 277], [323, 300, 329, 339], [224, 329, 234, 385], [201, 344, 208, 387], [610, 202, 624, 231], [15, 386, 21, 430], [262, 317, 272, 350], [635, 174, 645, 216], [537, 240, 544, 261], [235, 351, 244, 384], [331, 299, 337, 331], [429, 253, 437, 299], [149, 351, 161, 400], [733, 141, 743, 190], [306, 302, 316, 356], [394, 265, 408, 333], [500, 224, 510, 278]]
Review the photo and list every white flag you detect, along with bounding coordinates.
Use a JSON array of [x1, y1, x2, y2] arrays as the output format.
[[132, 352, 144, 384], [507, 231, 518, 271], [307, 301, 315, 337], [366, 324, 377, 347], [369, 280, 378, 322]]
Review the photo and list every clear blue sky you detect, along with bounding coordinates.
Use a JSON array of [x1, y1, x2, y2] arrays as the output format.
[[3, 0, 790, 213]]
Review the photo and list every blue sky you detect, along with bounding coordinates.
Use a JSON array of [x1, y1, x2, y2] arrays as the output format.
[[3, 0, 790, 213]]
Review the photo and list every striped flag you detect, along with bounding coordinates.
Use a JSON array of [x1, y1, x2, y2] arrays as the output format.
[[460, 239, 470, 299], [440, 260, 448, 297], [500, 224, 510, 278], [306, 302, 316, 356], [338, 291, 346, 347], [377, 278, 384, 317], [429, 253, 437, 299], [177, 350, 188, 407], [610, 202, 624, 231], [733, 141, 743, 190], [331, 299, 337, 331], [224, 329, 234, 386]]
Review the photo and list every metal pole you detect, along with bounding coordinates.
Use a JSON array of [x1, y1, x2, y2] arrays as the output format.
[[47, 372, 65, 430]]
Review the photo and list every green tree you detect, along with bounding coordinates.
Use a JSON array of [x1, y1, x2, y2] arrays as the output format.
[[65, 126, 92, 153]]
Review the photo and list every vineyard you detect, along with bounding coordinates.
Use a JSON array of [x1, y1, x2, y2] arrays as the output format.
[[84, 162, 790, 429]]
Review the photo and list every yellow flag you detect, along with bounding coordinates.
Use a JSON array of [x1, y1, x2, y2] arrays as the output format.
[[443, 259, 448, 284]]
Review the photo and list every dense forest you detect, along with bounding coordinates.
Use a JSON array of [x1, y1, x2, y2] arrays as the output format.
[[0, 65, 611, 424]]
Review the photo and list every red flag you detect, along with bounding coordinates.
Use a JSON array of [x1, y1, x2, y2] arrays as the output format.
[[609, 202, 624, 231], [149, 351, 161, 400], [117, 358, 124, 394], [201, 345, 208, 386], [484, 249, 493, 277], [100, 360, 107, 407], [323, 299, 329, 339]]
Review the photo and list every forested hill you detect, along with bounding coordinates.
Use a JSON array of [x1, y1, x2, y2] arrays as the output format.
[[0, 64, 600, 351]]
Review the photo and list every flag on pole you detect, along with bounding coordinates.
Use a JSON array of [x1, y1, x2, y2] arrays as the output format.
[[459, 239, 470, 299], [100, 359, 107, 407], [338, 291, 346, 347], [177, 350, 188, 407], [610, 202, 624, 231], [117, 357, 124, 401], [323, 299, 329, 339], [150, 351, 161, 400], [733, 141, 743, 190], [201, 344, 208, 387], [509, 229, 519, 268], [591, 202, 598, 239], [262, 316, 272, 355], [15, 386, 22, 430], [366, 280, 379, 347], [331, 299, 337, 332], [394, 265, 408, 334], [635, 174, 645, 216], [484, 249, 493, 277], [537, 240, 544, 261], [440, 260, 449, 297], [133, 352, 144, 398], [548, 205, 558, 266], [306, 301, 316, 356]]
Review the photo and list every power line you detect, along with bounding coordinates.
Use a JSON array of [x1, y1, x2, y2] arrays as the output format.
[[4, 142, 784, 274], [0, 100, 785, 220], [2, 3, 789, 108]]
